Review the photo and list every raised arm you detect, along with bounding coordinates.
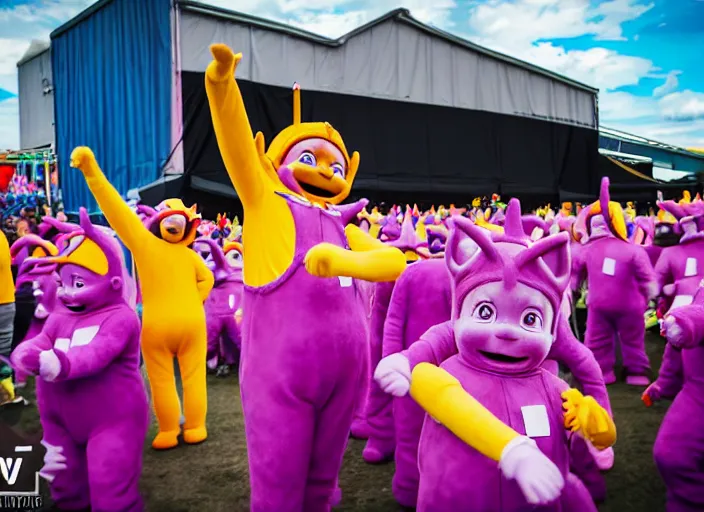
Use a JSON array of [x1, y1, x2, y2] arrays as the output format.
[[70, 147, 148, 253], [40, 313, 138, 381], [192, 250, 215, 302], [403, 321, 457, 368], [205, 44, 270, 207]]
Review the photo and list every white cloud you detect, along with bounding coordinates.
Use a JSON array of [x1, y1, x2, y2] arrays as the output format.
[[463, 0, 657, 92], [653, 71, 680, 98], [659, 90, 704, 121], [0, 97, 19, 151]]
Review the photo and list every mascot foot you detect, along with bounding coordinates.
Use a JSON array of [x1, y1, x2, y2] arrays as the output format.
[[392, 486, 417, 509], [350, 419, 372, 439], [184, 426, 208, 445], [215, 364, 230, 378], [152, 430, 180, 450], [603, 370, 616, 385], [626, 375, 649, 386], [330, 486, 342, 507], [362, 438, 395, 464]]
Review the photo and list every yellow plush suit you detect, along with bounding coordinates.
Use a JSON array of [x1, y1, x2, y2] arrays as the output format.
[[70, 148, 214, 450]]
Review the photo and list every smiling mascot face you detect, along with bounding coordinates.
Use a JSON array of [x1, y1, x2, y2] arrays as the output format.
[[257, 84, 359, 207]]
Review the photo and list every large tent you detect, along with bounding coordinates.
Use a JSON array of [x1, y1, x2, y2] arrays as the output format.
[[22, 0, 601, 214], [176, 3, 600, 215]]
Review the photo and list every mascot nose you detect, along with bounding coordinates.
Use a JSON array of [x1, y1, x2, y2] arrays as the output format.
[[318, 166, 334, 179], [494, 325, 521, 342]]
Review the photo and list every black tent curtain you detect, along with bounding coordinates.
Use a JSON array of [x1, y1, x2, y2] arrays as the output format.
[[179, 71, 598, 218]]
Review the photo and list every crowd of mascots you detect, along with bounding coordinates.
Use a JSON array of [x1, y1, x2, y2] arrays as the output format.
[[0, 43, 703, 512]]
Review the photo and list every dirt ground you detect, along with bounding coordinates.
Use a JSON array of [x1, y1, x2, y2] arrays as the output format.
[[2, 332, 669, 512]]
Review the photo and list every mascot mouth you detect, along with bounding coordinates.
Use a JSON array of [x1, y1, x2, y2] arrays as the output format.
[[64, 304, 87, 313], [298, 181, 337, 199], [479, 350, 528, 364]]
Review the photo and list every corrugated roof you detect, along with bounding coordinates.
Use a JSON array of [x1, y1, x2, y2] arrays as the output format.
[[50, 0, 113, 40], [178, 1, 599, 94], [600, 126, 704, 161], [16, 40, 50, 67]]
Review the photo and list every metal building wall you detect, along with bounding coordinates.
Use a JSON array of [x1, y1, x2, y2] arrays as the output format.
[[18, 50, 55, 149], [178, 9, 596, 129]]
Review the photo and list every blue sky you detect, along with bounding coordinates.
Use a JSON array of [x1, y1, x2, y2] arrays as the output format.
[[0, 0, 703, 150]]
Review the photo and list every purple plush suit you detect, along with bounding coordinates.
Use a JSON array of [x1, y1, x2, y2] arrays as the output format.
[[655, 285, 704, 511], [362, 211, 429, 464], [10, 235, 60, 385], [404, 213, 596, 512], [240, 192, 368, 511], [194, 237, 243, 369], [379, 203, 608, 507], [572, 181, 656, 380], [11, 209, 149, 512], [382, 258, 452, 507], [655, 201, 704, 312]]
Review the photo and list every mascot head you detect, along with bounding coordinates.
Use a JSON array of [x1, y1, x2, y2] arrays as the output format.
[[256, 83, 359, 206], [146, 199, 201, 246]]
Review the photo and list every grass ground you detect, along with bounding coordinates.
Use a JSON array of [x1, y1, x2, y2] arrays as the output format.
[[1, 332, 669, 512]]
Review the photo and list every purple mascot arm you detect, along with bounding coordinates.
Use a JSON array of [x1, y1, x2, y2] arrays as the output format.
[[550, 316, 612, 416], [48, 313, 138, 381], [655, 343, 684, 398], [381, 273, 408, 358], [653, 251, 672, 294], [10, 331, 54, 375], [632, 246, 658, 300], [403, 321, 457, 370], [571, 245, 586, 291]]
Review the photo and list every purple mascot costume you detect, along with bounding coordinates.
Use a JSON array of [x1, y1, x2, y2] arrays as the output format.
[[11, 208, 149, 512]]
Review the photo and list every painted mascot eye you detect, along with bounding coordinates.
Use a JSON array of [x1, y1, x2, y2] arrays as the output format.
[[521, 310, 543, 331], [473, 302, 496, 322], [75, 281, 85, 289], [331, 163, 344, 177], [298, 152, 316, 166]]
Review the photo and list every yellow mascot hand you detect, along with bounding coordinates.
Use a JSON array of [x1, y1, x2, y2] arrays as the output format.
[[304, 243, 347, 278], [70, 147, 99, 178], [561, 388, 616, 450], [207, 44, 241, 83]]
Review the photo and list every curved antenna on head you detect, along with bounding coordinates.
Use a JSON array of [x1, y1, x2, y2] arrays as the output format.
[[514, 231, 571, 291], [78, 207, 97, 236], [292, 82, 301, 125], [657, 200, 688, 220], [503, 198, 523, 238], [136, 204, 157, 218], [521, 215, 548, 241], [10, 234, 58, 261], [41, 215, 80, 233], [598, 176, 613, 231], [194, 236, 227, 268], [445, 215, 499, 278]]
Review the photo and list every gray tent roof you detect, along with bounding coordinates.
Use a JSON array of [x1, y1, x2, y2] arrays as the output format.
[[178, 1, 598, 94], [17, 40, 50, 67]]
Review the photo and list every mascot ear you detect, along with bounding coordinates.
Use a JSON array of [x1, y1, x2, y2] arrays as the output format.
[[346, 151, 360, 184]]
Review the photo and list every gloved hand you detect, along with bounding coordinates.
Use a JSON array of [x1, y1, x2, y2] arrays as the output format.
[[642, 381, 663, 407], [374, 353, 411, 397], [499, 436, 564, 505], [38, 440, 67, 483], [562, 388, 616, 450], [39, 350, 62, 382], [662, 314, 698, 350]]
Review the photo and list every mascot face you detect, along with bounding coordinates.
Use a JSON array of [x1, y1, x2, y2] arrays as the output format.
[[152, 199, 201, 246], [280, 137, 356, 205]]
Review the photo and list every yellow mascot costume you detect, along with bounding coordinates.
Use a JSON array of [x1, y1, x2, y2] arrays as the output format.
[[70, 148, 214, 450]]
